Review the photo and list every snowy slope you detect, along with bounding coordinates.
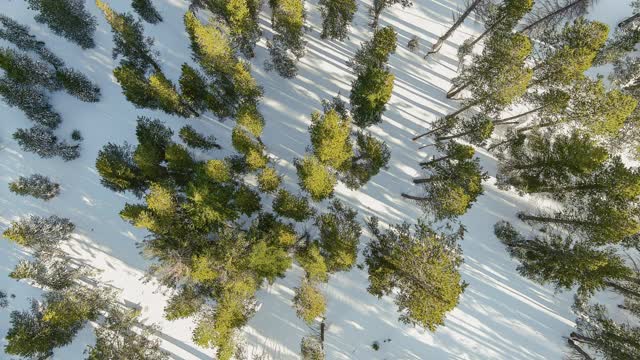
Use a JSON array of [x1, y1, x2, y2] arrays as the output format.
[[0, 0, 631, 359]]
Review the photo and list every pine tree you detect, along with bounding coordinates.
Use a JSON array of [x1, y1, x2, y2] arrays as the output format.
[[404, 145, 486, 220], [318, 0, 357, 40], [9, 174, 60, 201], [179, 125, 221, 150], [594, 16, 640, 65], [10, 252, 85, 291], [497, 131, 609, 194], [465, 0, 533, 50], [301, 336, 325, 360], [3, 215, 74, 249], [342, 131, 390, 189], [272, 189, 314, 221], [258, 167, 282, 193], [96, 142, 146, 196], [26, 0, 97, 49], [86, 306, 169, 360], [309, 108, 353, 168], [265, 36, 299, 78], [296, 155, 336, 201], [368, 0, 411, 30], [0, 15, 64, 68], [132, 0, 163, 24], [293, 280, 326, 323], [13, 126, 80, 161], [198, 0, 261, 58], [349, 26, 397, 74], [494, 221, 632, 296], [0, 78, 61, 128], [270, 0, 306, 57], [350, 66, 395, 128], [179, 64, 214, 113], [569, 301, 640, 359], [0, 47, 61, 90], [315, 200, 361, 272], [364, 217, 466, 331], [236, 102, 265, 137], [424, 0, 483, 57], [55, 68, 101, 102], [96, 0, 159, 73], [296, 243, 329, 282], [113, 64, 156, 108], [520, 0, 596, 35]]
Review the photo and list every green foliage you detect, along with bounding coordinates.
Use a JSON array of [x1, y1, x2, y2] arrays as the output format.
[[494, 221, 632, 296], [258, 167, 282, 193], [319, 0, 357, 40], [179, 63, 216, 112], [293, 280, 326, 323], [296, 243, 329, 282], [365, 218, 466, 331], [301, 336, 325, 360], [247, 240, 292, 284], [55, 67, 101, 102], [272, 189, 314, 221], [3, 215, 74, 250], [132, 0, 163, 24], [202, 0, 261, 58], [13, 125, 80, 161], [296, 156, 336, 201], [234, 185, 262, 215], [342, 131, 391, 189], [164, 287, 206, 320], [26, 0, 96, 49], [309, 109, 353, 168], [0, 78, 61, 128], [96, 142, 146, 195], [236, 102, 265, 137], [0, 15, 64, 67], [179, 125, 220, 150], [350, 26, 397, 73], [315, 200, 361, 272], [350, 66, 395, 127], [9, 174, 60, 201]]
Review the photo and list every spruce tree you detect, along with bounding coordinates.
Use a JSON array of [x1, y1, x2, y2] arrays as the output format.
[[96, 142, 146, 196], [13, 126, 80, 161], [342, 131, 390, 189], [494, 221, 632, 296], [350, 66, 395, 128], [26, 0, 97, 49], [132, 0, 163, 24], [301, 336, 325, 360], [0, 78, 61, 128], [258, 167, 282, 193], [55, 68, 101, 103], [179, 125, 221, 150], [0, 15, 64, 68], [309, 108, 353, 169], [272, 189, 314, 221], [368, 0, 411, 30], [197, 0, 261, 58], [3, 215, 74, 250], [364, 217, 466, 331], [9, 174, 60, 201], [296, 156, 336, 201], [465, 0, 533, 50], [318, 0, 357, 40], [315, 200, 361, 272], [293, 280, 326, 324]]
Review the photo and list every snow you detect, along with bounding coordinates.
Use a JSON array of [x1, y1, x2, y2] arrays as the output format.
[[0, 0, 632, 359]]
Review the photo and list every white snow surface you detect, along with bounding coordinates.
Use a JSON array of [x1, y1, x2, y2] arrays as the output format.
[[0, 0, 632, 359]]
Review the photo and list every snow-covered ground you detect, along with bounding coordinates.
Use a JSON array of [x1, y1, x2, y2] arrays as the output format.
[[0, 0, 632, 359]]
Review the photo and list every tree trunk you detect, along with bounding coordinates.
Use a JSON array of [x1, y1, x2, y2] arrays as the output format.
[[567, 338, 594, 360], [516, 120, 560, 132], [520, 0, 586, 33], [436, 127, 478, 141], [447, 82, 470, 99], [413, 177, 437, 184], [401, 193, 428, 201], [531, 183, 605, 194], [413, 100, 479, 141], [412, 124, 449, 141], [424, 0, 483, 58], [487, 137, 516, 151], [619, 13, 640, 29], [468, 14, 507, 49], [604, 280, 640, 299], [570, 332, 595, 345], [493, 106, 545, 124]]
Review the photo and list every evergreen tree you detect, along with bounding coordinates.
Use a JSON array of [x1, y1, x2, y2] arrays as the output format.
[[86, 306, 169, 360], [296, 155, 336, 201], [96, 142, 146, 196], [13, 126, 80, 161], [293, 280, 326, 324], [301, 336, 325, 360], [198, 0, 261, 58], [318, 0, 357, 40], [466, 0, 533, 50], [270, 0, 306, 57], [265, 37, 299, 78], [350, 66, 395, 128], [309, 108, 353, 169], [0, 15, 64, 68], [26, 0, 97, 49], [179, 63, 215, 113], [96, 0, 159, 73], [132, 0, 163, 24], [594, 15, 640, 65], [0, 47, 61, 90], [364, 217, 466, 331], [349, 26, 397, 74], [424, 0, 483, 57], [403, 145, 486, 220], [236, 102, 265, 137], [10, 252, 84, 291], [368, 0, 411, 30], [342, 131, 390, 189], [296, 243, 329, 282], [520, 0, 596, 35], [257, 167, 282, 193], [3, 215, 74, 250], [496, 131, 609, 195], [55, 68, 101, 103], [9, 174, 60, 201], [569, 301, 640, 359], [0, 78, 61, 128], [315, 200, 361, 272], [494, 221, 632, 296], [272, 189, 314, 221], [179, 125, 221, 150]]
